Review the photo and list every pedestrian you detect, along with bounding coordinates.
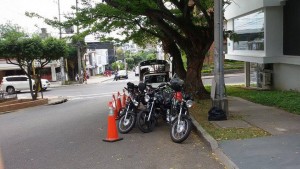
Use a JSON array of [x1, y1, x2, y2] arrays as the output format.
[[75, 74, 79, 81], [113, 71, 118, 81]]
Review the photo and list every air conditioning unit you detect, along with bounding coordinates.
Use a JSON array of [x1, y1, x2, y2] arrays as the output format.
[[258, 70, 272, 89]]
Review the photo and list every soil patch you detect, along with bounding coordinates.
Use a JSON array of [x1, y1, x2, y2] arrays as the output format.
[[0, 99, 48, 114]]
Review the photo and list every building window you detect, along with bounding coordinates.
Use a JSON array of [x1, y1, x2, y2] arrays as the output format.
[[233, 10, 264, 51]]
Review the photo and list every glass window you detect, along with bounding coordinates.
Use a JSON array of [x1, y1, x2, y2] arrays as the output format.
[[233, 10, 264, 50]]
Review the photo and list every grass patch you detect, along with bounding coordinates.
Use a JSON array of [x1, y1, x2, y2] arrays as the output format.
[[226, 86, 300, 115], [194, 85, 300, 141], [204, 85, 300, 115], [202, 61, 243, 74], [190, 99, 270, 141]]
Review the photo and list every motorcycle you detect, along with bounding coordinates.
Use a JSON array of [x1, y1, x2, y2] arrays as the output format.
[[136, 83, 173, 133], [117, 82, 146, 134], [168, 78, 193, 143]]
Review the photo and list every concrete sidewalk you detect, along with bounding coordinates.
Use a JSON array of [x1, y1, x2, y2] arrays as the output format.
[[193, 97, 300, 169], [50, 75, 114, 88]]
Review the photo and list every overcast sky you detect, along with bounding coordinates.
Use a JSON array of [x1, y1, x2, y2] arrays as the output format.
[[0, 0, 75, 37]]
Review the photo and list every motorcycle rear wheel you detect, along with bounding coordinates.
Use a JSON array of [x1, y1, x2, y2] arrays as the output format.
[[117, 112, 136, 134], [137, 111, 156, 133], [170, 117, 192, 143]]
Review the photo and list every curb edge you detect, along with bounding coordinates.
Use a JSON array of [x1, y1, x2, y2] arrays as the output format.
[[190, 116, 239, 169]]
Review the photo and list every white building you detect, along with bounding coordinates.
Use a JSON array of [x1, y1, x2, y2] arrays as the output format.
[[85, 49, 108, 75], [225, 0, 300, 91], [0, 59, 61, 81]]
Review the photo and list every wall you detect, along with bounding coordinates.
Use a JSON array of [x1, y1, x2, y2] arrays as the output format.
[[224, 0, 283, 20], [283, 0, 300, 56], [273, 63, 300, 91], [225, 2, 286, 64]]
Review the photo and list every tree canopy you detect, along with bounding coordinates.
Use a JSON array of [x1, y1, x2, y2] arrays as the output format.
[[27, 0, 232, 99], [0, 23, 69, 100]]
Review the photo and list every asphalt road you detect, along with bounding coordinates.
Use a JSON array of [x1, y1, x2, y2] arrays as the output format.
[[0, 73, 224, 169]]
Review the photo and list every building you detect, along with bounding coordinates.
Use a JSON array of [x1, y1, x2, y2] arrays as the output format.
[[225, 0, 300, 91], [0, 59, 61, 82], [84, 49, 108, 76], [84, 34, 115, 75]]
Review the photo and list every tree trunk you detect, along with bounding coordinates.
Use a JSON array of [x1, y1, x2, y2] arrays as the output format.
[[185, 54, 210, 99], [161, 38, 186, 79], [27, 65, 37, 100]]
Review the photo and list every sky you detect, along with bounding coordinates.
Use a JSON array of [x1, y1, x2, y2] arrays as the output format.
[[0, 0, 76, 37]]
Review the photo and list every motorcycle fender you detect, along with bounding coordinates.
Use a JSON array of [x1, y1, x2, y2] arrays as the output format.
[[181, 114, 191, 120], [171, 115, 191, 124]]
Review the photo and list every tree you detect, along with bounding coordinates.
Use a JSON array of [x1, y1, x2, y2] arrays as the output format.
[[111, 61, 124, 70], [0, 23, 69, 100], [77, 0, 216, 99], [125, 57, 134, 69], [66, 45, 78, 80], [115, 47, 125, 60], [27, 0, 232, 99]]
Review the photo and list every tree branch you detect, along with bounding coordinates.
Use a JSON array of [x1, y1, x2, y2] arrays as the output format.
[[194, 0, 213, 27]]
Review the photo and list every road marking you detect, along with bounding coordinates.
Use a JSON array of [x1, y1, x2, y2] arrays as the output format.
[[102, 79, 139, 84], [68, 94, 112, 101]]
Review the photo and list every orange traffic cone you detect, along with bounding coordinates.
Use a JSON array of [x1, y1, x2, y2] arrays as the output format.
[[122, 89, 127, 108], [116, 92, 122, 113], [112, 95, 118, 119], [103, 101, 123, 142]]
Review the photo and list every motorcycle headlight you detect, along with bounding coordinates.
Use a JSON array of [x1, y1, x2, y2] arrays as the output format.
[[133, 99, 139, 106], [186, 100, 193, 108], [145, 95, 150, 102]]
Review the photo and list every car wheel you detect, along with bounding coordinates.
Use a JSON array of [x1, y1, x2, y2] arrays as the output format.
[[6, 86, 15, 94]]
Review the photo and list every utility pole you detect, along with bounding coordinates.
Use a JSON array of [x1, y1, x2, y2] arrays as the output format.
[[212, 0, 228, 115], [58, 0, 65, 85], [76, 0, 82, 83]]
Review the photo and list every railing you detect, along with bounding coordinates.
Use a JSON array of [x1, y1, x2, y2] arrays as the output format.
[[0, 91, 17, 101]]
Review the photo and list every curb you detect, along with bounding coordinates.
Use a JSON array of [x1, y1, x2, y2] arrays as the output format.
[[190, 116, 239, 169], [0, 99, 48, 114], [48, 97, 68, 105]]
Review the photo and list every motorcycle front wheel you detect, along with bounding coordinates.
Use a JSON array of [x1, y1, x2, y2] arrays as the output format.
[[137, 111, 156, 133], [170, 117, 192, 143], [117, 112, 136, 134]]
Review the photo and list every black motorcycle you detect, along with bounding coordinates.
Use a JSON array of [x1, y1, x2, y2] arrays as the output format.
[[117, 82, 146, 134], [168, 78, 193, 143], [136, 83, 173, 133]]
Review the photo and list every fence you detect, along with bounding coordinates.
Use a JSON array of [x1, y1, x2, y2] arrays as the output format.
[[0, 91, 17, 101]]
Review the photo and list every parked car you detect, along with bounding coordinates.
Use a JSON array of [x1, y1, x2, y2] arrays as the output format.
[[0, 75, 50, 94], [117, 70, 128, 79], [41, 79, 51, 91], [103, 70, 113, 76]]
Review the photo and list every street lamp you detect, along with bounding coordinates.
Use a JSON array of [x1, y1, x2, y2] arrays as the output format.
[[212, 0, 228, 115], [57, 0, 66, 85]]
